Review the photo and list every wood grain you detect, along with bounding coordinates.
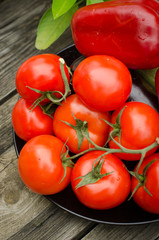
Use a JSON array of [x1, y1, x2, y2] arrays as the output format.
[[0, 0, 73, 104], [0, 93, 93, 240], [0, 94, 18, 154], [1, 0, 159, 239], [82, 222, 159, 240], [0, 146, 94, 240], [8, 205, 96, 240], [0, 146, 51, 240]]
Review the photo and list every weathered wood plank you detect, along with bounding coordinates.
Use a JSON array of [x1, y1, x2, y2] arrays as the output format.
[[0, 0, 74, 103], [8, 205, 96, 240], [1, 0, 159, 239], [0, 88, 95, 240], [0, 146, 51, 240], [0, 146, 95, 240], [82, 222, 159, 240], [0, 80, 95, 239], [0, 94, 18, 154]]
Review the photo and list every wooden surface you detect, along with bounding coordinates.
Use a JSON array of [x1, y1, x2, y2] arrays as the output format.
[[0, 0, 159, 239]]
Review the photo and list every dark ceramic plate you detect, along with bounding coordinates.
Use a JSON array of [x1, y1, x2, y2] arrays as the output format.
[[13, 44, 159, 225]]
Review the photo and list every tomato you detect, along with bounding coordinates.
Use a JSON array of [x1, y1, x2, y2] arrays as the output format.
[[131, 153, 159, 214], [52, 94, 111, 154], [18, 135, 72, 195], [109, 101, 159, 160], [15, 54, 70, 101], [71, 151, 131, 210], [12, 98, 53, 141], [72, 55, 132, 112]]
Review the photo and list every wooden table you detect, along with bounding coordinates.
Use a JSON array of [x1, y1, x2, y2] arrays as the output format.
[[1, 0, 159, 239]]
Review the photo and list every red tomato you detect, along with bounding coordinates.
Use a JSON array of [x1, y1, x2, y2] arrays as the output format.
[[71, 151, 131, 210], [18, 135, 72, 195], [15, 54, 70, 101], [131, 153, 159, 214], [53, 94, 111, 154], [72, 55, 132, 112], [12, 98, 53, 141], [109, 102, 159, 160]]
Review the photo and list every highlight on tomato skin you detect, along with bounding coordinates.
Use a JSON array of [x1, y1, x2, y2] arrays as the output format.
[[131, 153, 159, 214], [108, 101, 159, 161], [18, 135, 72, 195], [12, 98, 54, 142], [15, 54, 70, 102], [52, 94, 111, 154], [72, 55, 132, 112], [71, 151, 131, 210]]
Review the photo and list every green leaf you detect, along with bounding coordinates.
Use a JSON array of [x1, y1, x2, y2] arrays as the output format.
[[52, 0, 77, 19], [135, 68, 158, 96], [86, 0, 104, 5], [86, 0, 112, 4], [75, 158, 113, 189], [86, 0, 104, 4], [61, 117, 89, 151], [35, 5, 78, 50]]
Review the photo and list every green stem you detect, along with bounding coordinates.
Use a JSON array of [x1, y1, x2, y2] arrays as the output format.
[[135, 152, 145, 173], [46, 92, 62, 103], [46, 59, 71, 103], [109, 132, 158, 155], [59, 58, 71, 101], [63, 147, 96, 161], [62, 136, 158, 163], [26, 58, 71, 108]]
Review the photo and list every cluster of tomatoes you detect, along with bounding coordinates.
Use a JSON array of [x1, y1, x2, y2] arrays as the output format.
[[12, 53, 159, 214]]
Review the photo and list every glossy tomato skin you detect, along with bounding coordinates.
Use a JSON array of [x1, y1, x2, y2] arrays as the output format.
[[71, 0, 159, 69], [52, 94, 111, 154], [18, 135, 72, 195], [71, 151, 131, 210], [16, 54, 70, 101], [72, 55, 132, 112], [131, 153, 159, 214], [109, 102, 159, 160], [12, 98, 53, 141]]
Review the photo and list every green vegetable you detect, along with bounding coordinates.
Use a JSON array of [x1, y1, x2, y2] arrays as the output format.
[[35, 5, 78, 50], [35, 0, 109, 50], [52, 0, 77, 19], [86, 0, 104, 5], [135, 68, 158, 96]]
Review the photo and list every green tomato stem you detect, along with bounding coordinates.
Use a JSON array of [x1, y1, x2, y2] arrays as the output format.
[[59, 58, 71, 101], [26, 58, 72, 109]]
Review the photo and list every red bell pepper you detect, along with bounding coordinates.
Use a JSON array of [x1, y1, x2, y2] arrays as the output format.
[[71, 0, 159, 69]]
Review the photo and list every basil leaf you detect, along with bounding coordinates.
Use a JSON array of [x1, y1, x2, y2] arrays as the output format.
[[52, 0, 77, 19], [86, 0, 104, 5], [35, 6, 78, 50]]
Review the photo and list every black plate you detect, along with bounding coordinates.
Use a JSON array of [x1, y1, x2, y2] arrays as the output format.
[[13, 44, 159, 225]]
